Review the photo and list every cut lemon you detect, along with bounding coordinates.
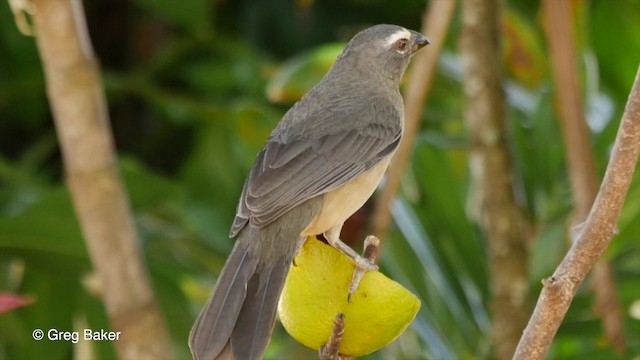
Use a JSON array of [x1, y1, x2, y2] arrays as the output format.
[[278, 237, 421, 357]]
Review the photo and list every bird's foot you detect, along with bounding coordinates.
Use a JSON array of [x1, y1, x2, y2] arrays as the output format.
[[324, 231, 379, 271], [323, 227, 380, 300], [347, 236, 380, 301]]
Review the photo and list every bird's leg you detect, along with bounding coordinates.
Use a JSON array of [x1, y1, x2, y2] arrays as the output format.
[[324, 225, 378, 300], [324, 225, 378, 272], [348, 236, 380, 301]]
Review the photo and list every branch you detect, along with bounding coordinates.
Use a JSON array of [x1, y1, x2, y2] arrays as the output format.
[[514, 66, 640, 359], [459, 0, 530, 358], [541, 0, 626, 353], [23, 0, 172, 358], [319, 314, 348, 360], [371, 0, 457, 240]]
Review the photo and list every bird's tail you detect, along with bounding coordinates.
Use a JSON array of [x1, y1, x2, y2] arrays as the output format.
[[188, 235, 295, 360]]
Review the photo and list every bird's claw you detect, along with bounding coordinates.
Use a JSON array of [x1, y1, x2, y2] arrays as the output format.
[[354, 256, 378, 272], [348, 236, 380, 301]]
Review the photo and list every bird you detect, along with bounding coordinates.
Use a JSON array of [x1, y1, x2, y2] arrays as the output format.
[[189, 24, 429, 360]]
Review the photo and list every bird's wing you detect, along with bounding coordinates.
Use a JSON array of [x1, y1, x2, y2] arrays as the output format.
[[230, 100, 401, 237]]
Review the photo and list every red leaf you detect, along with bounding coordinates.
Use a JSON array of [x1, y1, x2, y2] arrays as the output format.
[[0, 293, 35, 314]]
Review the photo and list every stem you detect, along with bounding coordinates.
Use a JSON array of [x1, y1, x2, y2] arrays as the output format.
[[28, 0, 172, 358], [514, 66, 640, 359], [541, 0, 626, 353]]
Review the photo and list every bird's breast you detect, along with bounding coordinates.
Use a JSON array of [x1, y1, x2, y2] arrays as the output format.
[[302, 156, 392, 236]]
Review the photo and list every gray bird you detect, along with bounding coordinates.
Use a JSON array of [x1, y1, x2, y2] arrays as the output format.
[[189, 24, 429, 360]]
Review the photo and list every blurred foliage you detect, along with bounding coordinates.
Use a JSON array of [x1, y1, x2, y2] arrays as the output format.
[[1, 0, 639, 359]]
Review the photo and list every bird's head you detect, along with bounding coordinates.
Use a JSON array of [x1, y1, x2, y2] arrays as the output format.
[[334, 24, 429, 84]]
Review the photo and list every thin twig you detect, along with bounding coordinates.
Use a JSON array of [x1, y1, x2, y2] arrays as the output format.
[[25, 0, 172, 358], [371, 0, 457, 241], [319, 313, 348, 360], [514, 66, 640, 359], [541, 0, 626, 353]]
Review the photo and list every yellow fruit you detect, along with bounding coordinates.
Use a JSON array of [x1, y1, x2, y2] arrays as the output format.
[[278, 237, 421, 357]]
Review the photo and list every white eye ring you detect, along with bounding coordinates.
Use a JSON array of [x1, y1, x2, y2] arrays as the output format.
[[384, 28, 412, 48], [395, 38, 408, 52]]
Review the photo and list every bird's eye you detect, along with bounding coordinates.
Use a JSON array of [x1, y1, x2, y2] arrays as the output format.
[[395, 38, 408, 52]]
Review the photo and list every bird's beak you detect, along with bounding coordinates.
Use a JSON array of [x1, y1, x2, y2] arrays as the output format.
[[410, 32, 430, 55]]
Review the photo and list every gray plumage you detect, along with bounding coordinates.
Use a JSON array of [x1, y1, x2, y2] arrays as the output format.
[[189, 24, 428, 360], [190, 197, 322, 360]]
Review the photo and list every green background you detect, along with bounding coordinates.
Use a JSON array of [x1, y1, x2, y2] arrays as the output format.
[[1, 0, 639, 359]]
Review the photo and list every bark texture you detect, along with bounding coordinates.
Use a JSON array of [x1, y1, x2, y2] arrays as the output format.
[[514, 66, 640, 359], [541, 0, 626, 353], [29, 0, 172, 358], [459, 0, 530, 358]]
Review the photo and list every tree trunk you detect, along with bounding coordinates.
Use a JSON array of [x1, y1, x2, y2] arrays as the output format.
[[30, 0, 172, 358], [459, 0, 530, 358]]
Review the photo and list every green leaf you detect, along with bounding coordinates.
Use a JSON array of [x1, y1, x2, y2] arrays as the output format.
[[120, 157, 184, 209], [0, 187, 87, 261], [266, 43, 343, 104], [591, 0, 640, 95]]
